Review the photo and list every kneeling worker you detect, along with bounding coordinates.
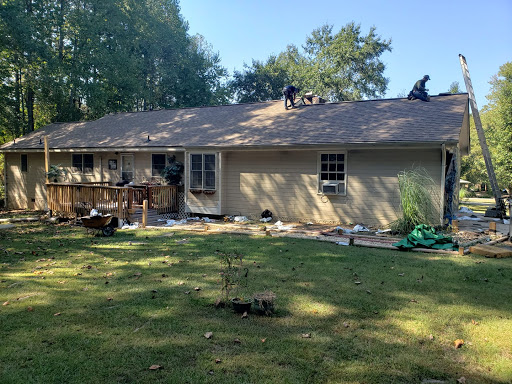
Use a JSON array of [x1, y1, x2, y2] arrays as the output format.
[[408, 75, 430, 102]]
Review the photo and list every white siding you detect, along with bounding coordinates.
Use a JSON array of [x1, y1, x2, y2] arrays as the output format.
[[221, 148, 442, 226]]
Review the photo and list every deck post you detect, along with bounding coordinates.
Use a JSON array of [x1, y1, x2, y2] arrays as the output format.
[[142, 200, 148, 228], [44, 136, 49, 183], [117, 189, 123, 219]]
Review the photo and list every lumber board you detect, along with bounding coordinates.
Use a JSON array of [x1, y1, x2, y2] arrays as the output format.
[[469, 244, 512, 258]]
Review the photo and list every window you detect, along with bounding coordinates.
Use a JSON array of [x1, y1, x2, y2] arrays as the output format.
[[21, 154, 28, 172], [72, 154, 94, 174], [152, 154, 166, 177], [190, 153, 216, 190], [319, 152, 346, 194]]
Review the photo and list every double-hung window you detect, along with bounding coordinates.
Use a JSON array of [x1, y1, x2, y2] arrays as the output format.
[[152, 154, 166, 177], [318, 152, 346, 195], [190, 154, 216, 190], [72, 154, 94, 174]]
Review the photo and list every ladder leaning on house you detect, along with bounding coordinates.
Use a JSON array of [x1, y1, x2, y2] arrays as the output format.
[[458, 54, 505, 218]]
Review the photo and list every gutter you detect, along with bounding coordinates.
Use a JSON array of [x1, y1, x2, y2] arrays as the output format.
[[0, 141, 462, 154]]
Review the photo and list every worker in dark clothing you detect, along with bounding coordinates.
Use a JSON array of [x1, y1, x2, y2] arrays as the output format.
[[408, 75, 431, 101], [283, 85, 300, 109]]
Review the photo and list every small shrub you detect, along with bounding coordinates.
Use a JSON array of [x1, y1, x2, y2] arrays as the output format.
[[160, 155, 184, 185]]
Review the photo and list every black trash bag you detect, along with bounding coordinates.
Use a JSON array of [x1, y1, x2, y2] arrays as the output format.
[[261, 209, 273, 218]]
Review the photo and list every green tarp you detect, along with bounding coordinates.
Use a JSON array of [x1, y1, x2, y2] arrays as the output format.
[[393, 224, 456, 250]]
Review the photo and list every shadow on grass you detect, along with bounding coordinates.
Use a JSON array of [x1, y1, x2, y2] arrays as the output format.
[[1, 223, 511, 383]]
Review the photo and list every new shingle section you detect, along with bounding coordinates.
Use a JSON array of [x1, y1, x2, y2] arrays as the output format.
[[1, 94, 468, 150]]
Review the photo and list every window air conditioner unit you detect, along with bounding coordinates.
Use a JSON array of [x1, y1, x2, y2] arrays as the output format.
[[322, 182, 340, 195]]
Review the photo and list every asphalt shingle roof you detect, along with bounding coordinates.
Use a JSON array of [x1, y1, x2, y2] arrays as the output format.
[[0, 94, 468, 151]]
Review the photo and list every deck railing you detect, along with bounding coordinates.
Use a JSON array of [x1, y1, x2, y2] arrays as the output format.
[[47, 183, 178, 218]]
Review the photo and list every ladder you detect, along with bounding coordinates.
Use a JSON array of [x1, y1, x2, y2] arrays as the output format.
[[459, 54, 505, 217]]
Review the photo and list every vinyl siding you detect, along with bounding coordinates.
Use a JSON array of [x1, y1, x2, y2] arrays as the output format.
[[5, 151, 184, 209], [221, 148, 442, 226], [6, 152, 46, 209]]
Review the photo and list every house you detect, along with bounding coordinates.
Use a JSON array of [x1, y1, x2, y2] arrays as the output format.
[[0, 94, 469, 225]]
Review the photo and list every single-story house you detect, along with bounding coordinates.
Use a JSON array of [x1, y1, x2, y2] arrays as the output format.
[[0, 94, 469, 225]]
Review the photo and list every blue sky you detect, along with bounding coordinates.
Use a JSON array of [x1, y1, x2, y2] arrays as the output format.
[[179, 0, 511, 107]]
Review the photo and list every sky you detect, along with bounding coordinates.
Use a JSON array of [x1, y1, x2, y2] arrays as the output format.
[[179, 0, 512, 107]]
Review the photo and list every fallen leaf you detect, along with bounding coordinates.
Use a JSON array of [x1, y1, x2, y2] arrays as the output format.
[[27, 306, 34, 311], [343, 322, 350, 328], [454, 339, 464, 349], [194, 287, 201, 291], [149, 365, 162, 370], [398, 273, 405, 276], [410, 299, 418, 303], [366, 290, 372, 294], [184, 291, 190, 295], [54, 312, 61, 316], [107, 297, 113, 301], [457, 377, 466, 383], [301, 333, 311, 338], [261, 338, 266, 343], [234, 338, 241, 344], [471, 319, 479, 325], [204, 332, 213, 339], [2, 301, 9, 306], [429, 334, 434, 340], [354, 281, 362, 285], [241, 311, 248, 319], [215, 359, 221, 364]]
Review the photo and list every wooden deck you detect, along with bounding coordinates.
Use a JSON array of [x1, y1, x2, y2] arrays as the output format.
[[47, 183, 178, 219]]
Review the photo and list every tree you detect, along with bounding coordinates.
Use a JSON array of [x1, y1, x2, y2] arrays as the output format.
[[448, 81, 461, 94], [230, 23, 392, 103], [461, 62, 512, 191], [0, 0, 230, 144], [301, 23, 391, 101], [230, 55, 288, 103], [482, 62, 512, 190]]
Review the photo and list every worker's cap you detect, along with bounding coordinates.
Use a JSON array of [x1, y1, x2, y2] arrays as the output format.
[[423, 75, 430, 80]]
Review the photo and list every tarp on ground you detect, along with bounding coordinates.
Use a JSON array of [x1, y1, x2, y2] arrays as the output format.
[[393, 224, 456, 250]]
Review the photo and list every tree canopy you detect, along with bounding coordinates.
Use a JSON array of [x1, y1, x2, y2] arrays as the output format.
[[461, 62, 512, 191], [230, 22, 392, 103], [0, 0, 228, 144]]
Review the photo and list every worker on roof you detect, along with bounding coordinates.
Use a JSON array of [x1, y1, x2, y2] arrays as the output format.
[[408, 75, 431, 102], [283, 85, 300, 109]]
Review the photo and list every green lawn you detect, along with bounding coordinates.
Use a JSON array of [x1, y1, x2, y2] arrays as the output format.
[[460, 197, 495, 214], [1, 222, 511, 383]]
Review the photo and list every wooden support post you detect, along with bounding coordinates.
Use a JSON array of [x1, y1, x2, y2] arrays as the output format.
[[44, 136, 49, 183], [349, 237, 355, 246], [117, 190, 123, 219], [489, 221, 496, 233], [458, 246, 465, 256], [452, 220, 458, 233], [142, 200, 148, 228]]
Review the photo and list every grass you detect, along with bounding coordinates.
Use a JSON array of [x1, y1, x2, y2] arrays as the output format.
[[460, 197, 496, 215], [1, 222, 511, 383]]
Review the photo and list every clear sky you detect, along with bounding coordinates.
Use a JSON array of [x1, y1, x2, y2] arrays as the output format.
[[179, 0, 511, 107]]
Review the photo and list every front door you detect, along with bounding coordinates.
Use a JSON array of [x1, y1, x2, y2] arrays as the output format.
[[121, 154, 134, 181]]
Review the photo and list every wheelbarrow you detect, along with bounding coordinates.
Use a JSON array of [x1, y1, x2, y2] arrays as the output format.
[[80, 215, 117, 236]]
